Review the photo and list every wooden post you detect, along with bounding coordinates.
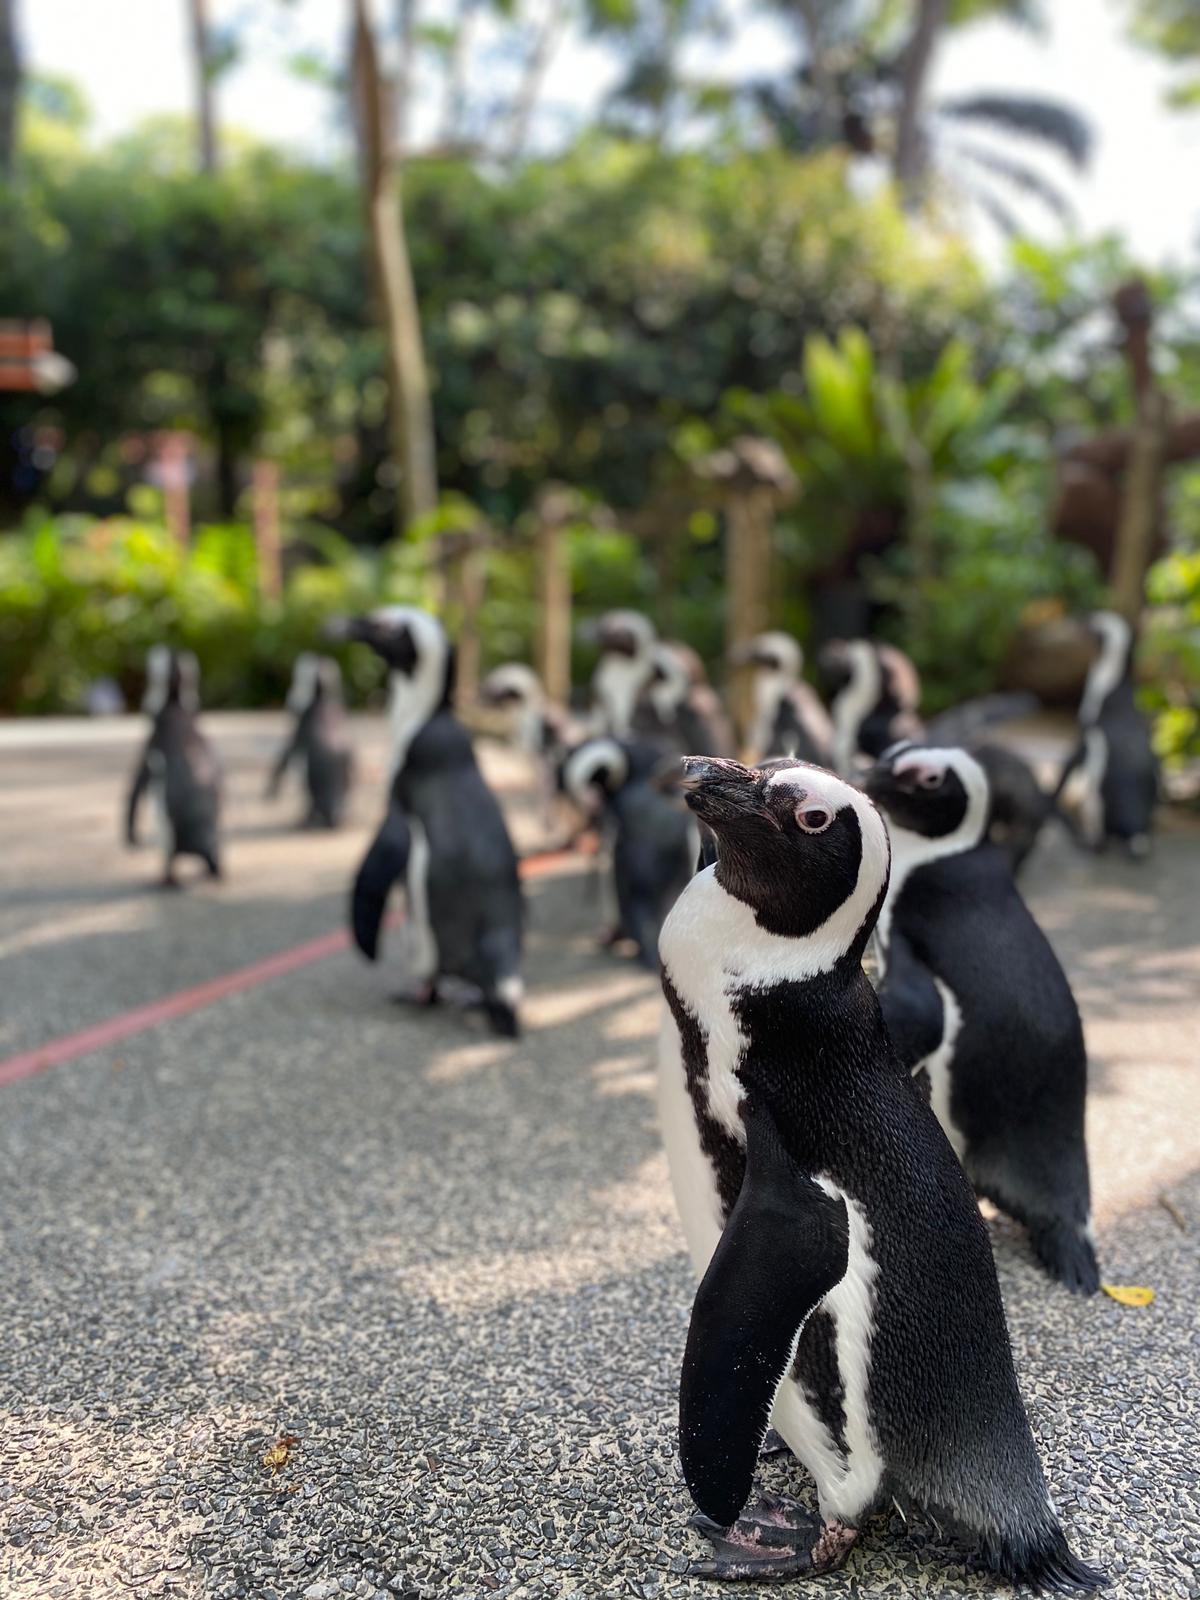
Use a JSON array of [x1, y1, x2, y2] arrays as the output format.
[[253, 459, 282, 601], [158, 432, 191, 548], [1110, 278, 1165, 628], [439, 521, 490, 705], [534, 485, 574, 707]]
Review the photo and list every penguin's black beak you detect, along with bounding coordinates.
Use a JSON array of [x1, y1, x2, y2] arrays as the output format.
[[677, 757, 779, 830]]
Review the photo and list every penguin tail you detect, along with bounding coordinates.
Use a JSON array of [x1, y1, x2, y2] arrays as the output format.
[[351, 809, 411, 961], [484, 998, 521, 1039], [1029, 1218, 1100, 1296], [985, 1526, 1107, 1594]]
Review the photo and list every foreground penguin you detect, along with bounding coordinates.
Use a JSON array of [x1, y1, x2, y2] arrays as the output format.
[[563, 736, 695, 969], [340, 607, 524, 1038], [126, 647, 222, 888], [1056, 610, 1157, 857], [266, 654, 354, 828], [734, 630, 833, 765], [657, 754, 1103, 1589], [865, 742, 1099, 1294]]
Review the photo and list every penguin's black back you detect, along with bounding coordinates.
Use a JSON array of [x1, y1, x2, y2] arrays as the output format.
[[156, 704, 220, 859], [299, 698, 353, 824], [394, 711, 522, 990], [1096, 681, 1157, 839]]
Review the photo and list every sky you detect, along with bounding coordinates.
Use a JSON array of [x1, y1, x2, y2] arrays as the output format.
[[22, 0, 1200, 268]]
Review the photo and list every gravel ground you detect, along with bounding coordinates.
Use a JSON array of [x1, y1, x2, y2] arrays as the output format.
[[1, 715, 1197, 1600]]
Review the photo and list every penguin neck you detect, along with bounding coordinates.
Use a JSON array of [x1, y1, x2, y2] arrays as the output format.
[[750, 670, 794, 757], [875, 804, 988, 972], [1080, 616, 1131, 724], [831, 649, 881, 775], [387, 648, 450, 777], [595, 654, 651, 737]]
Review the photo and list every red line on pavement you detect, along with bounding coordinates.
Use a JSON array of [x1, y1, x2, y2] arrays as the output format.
[[0, 848, 577, 1087]]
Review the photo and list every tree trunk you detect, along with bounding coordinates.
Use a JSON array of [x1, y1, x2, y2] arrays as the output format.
[[725, 488, 773, 746], [893, 0, 947, 203], [536, 509, 572, 706], [352, 0, 438, 535], [0, 0, 19, 182], [797, 0, 838, 144], [440, 0, 477, 146], [1110, 389, 1165, 626], [187, 0, 219, 173]]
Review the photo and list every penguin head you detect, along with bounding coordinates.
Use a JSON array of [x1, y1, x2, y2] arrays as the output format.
[[479, 662, 543, 713], [561, 737, 631, 809], [1087, 610, 1133, 670], [287, 653, 342, 713], [732, 630, 802, 684], [677, 755, 890, 945], [818, 638, 875, 700], [143, 647, 200, 716], [335, 607, 455, 706], [592, 609, 656, 661], [863, 742, 989, 848], [647, 644, 691, 720], [875, 642, 921, 711]]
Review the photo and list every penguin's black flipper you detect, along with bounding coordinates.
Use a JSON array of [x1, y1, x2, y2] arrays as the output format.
[[351, 808, 411, 961], [876, 931, 944, 1067], [680, 1099, 849, 1529], [125, 749, 153, 846]]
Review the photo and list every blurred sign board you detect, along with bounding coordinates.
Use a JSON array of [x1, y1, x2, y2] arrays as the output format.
[[0, 319, 77, 393]]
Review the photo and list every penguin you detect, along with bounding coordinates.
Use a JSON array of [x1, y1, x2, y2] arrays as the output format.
[[266, 654, 354, 828], [479, 662, 575, 841], [864, 741, 1099, 1295], [125, 647, 222, 888], [562, 736, 696, 969], [340, 607, 524, 1038], [733, 630, 834, 766], [588, 609, 658, 737], [1055, 610, 1157, 858], [633, 642, 735, 757], [821, 637, 1047, 873], [657, 754, 1104, 1589]]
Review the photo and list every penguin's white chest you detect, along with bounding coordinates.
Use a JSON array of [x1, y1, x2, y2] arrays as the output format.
[[403, 817, 438, 979], [913, 978, 966, 1159]]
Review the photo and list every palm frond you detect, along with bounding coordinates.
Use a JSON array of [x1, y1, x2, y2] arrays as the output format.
[[951, 139, 1077, 223], [935, 92, 1092, 167]]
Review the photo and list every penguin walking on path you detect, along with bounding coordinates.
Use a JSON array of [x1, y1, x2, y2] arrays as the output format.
[[1055, 610, 1157, 858], [657, 754, 1103, 1589], [865, 742, 1099, 1294], [338, 607, 524, 1038], [733, 631, 833, 766], [562, 736, 695, 969], [126, 647, 222, 889], [266, 654, 354, 828]]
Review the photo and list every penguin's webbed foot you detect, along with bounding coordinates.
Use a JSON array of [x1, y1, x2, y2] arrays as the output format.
[[688, 1494, 857, 1581], [159, 870, 182, 891], [390, 981, 439, 1008], [1029, 1219, 1100, 1296]]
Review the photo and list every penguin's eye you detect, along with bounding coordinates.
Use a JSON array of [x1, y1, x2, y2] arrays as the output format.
[[918, 770, 944, 790], [796, 805, 833, 834]]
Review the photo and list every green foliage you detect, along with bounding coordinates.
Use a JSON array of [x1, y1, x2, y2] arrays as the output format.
[[1142, 515, 1200, 766]]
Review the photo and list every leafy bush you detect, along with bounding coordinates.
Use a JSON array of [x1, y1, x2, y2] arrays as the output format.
[[1142, 538, 1200, 768]]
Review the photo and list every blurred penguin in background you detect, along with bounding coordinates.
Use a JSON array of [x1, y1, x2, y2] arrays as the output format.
[[266, 653, 354, 828], [634, 641, 735, 757], [1056, 610, 1158, 858], [734, 630, 833, 766], [479, 661, 574, 838], [126, 647, 222, 888], [588, 610, 658, 737], [822, 637, 1048, 874], [562, 736, 696, 970], [337, 607, 525, 1038]]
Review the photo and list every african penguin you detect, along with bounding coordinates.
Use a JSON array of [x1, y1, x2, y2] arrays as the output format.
[[821, 637, 1047, 873], [479, 662, 573, 839], [266, 654, 354, 828], [589, 610, 658, 737], [126, 647, 221, 888], [734, 630, 834, 766], [1055, 611, 1157, 858], [865, 742, 1099, 1294], [656, 754, 1103, 1589], [339, 607, 524, 1038], [562, 736, 696, 970], [633, 642, 735, 757]]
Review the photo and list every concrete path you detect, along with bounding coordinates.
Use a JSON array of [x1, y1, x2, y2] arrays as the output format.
[[0, 715, 1196, 1600]]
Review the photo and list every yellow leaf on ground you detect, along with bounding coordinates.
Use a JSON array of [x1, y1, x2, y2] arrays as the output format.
[[1101, 1284, 1156, 1307], [262, 1434, 300, 1472]]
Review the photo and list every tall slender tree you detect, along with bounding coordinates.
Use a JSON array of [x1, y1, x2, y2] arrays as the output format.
[[352, 0, 438, 532], [187, 0, 219, 172]]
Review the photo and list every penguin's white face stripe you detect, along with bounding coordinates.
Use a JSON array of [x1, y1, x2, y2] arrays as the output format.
[[287, 652, 320, 713], [143, 646, 171, 715], [381, 609, 450, 778], [761, 764, 893, 933], [563, 739, 628, 810], [876, 642, 921, 711], [830, 642, 882, 777], [1080, 610, 1131, 725], [649, 645, 691, 719], [483, 663, 542, 707], [875, 746, 990, 968]]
